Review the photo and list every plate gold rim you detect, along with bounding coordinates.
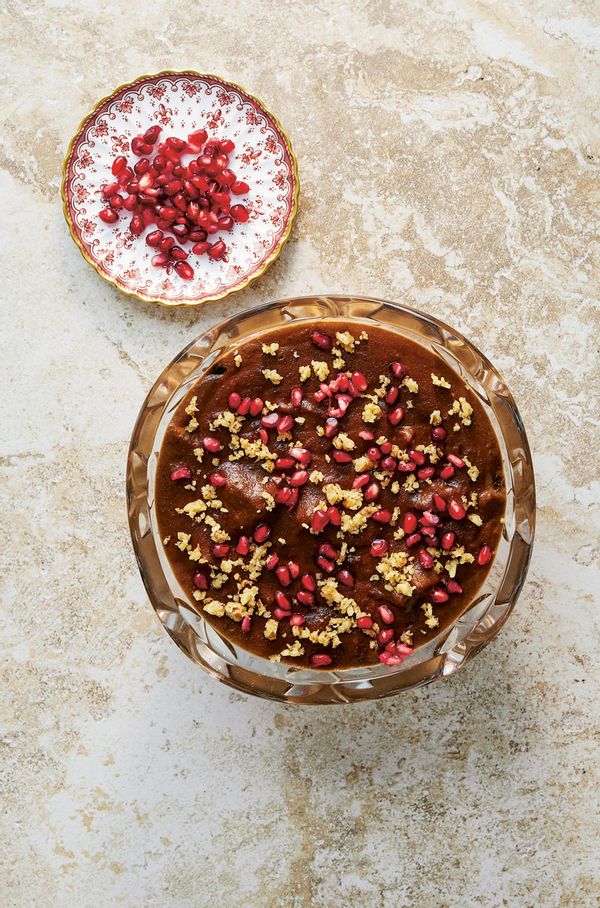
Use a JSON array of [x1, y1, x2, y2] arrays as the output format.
[[61, 69, 300, 309]]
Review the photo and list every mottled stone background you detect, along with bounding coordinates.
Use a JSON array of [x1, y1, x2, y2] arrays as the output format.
[[1, 1, 599, 906]]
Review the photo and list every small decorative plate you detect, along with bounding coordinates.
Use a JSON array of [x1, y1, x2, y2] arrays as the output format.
[[61, 71, 299, 307]]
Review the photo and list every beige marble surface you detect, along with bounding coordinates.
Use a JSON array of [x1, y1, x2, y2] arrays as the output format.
[[2, 1, 600, 906]]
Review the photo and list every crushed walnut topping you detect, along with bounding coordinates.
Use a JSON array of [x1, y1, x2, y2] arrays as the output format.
[[262, 368, 283, 385]]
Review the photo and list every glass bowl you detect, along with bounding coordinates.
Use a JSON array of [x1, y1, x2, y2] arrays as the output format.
[[126, 296, 535, 704]]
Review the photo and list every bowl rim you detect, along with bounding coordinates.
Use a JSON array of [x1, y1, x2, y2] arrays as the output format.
[[61, 69, 300, 307], [126, 294, 536, 703]]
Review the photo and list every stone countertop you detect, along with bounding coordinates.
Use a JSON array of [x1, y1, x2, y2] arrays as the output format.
[[1, 2, 599, 906]]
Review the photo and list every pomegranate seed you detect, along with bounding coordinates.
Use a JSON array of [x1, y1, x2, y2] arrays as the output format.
[[236, 536, 250, 556], [364, 482, 380, 502], [324, 418, 338, 438], [145, 229, 163, 247], [275, 457, 295, 471], [417, 466, 435, 481], [276, 565, 291, 587], [232, 180, 249, 195], [409, 450, 426, 466], [326, 506, 342, 526], [378, 628, 394, 644], [143, 125, 162, 144], [379, 441, 393, 455], [421, 525, 437, 539], [193, 572, 208, 591], [441, 531, 455, 551], [388, 406, 405, 426], [259, 429, 270, 446], [290, 448, 311, 466], [432, 493, 447, 512], [111, 155, 127, 176], [379, 652, 402, 666], [447, 454, 465, 468], [130, 215, 144, 236], [397, 460, 416, 473], [170, 465, 191, 481], [314, 390, 327, 403], [310, 331, 332, 351], [192, 241, 211, 255], [212, 543, 230, 558], [385, 386, 399, 407], [99, 208, 118, 224], [439, 464, 455, 480], [337, 569, 354, 588], [188, 128, 208, 148], [123, 194, 137, 210], [102, 181, 120, 198], [447, 580, 463, 594], [310, 654, 332, 667], [109, 194, 124, 209], [378, 605, 395, 625], [273, 592, 290, 613], [357, 615, 373, 629], [290, 613, 305, 627], [266, 553, 279, 570], [372, 509, 392, 524], [389, 361, 406, 379], [261, 412, 279, 428], [291, 387, 303, 407], [316, 556, 335, 573], [288, 561, 300, 579], [166, 135, 187, 152], [171, 247, 189, 262], [237, 397, 252, 416], [432, 588, 449, 603], [202, 436, 221, 453], [382, 456, 397, 472], [332, 451, 352, 464], [319, 543, 337, 560], [420, 510, 440, 526], [208, 239, 227, 259], [352, 372, 368, 392], [273, 607, 291, 621], [405, 532, 422, 547], [397, 643, 414, 657], [231, 204, 249, 222], [477, 545, 493, 566], [301, 574, 316, 592], [241, 615, 252, 634], [296, 591, 314, 607], [254, 524, 271, 543], [290, 470, 309, 487], [448, 499, 466, 520], [151, 252, 169, 268], [275, 487, 292, 506], [418, 549, 434, 569], [159, 236, 175, 253], [249, 397, 264, 417], [228, 391, 241, 410], [370, 538, 389, 557], [432, 426, 447, 442], [277, 415, 294, 433], [209, 472, 227, 488], [353, 474, 370, 489], [358, 430, 375, 442]]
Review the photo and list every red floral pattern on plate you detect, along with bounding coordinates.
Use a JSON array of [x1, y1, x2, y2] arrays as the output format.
[[63, 72, 298, 305]]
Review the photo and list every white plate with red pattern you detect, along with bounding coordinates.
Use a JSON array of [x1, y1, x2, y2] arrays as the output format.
[[62, 71, 299, 307]]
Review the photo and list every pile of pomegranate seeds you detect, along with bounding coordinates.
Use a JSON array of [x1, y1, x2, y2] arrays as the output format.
[[98, 126, 251, 280]]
